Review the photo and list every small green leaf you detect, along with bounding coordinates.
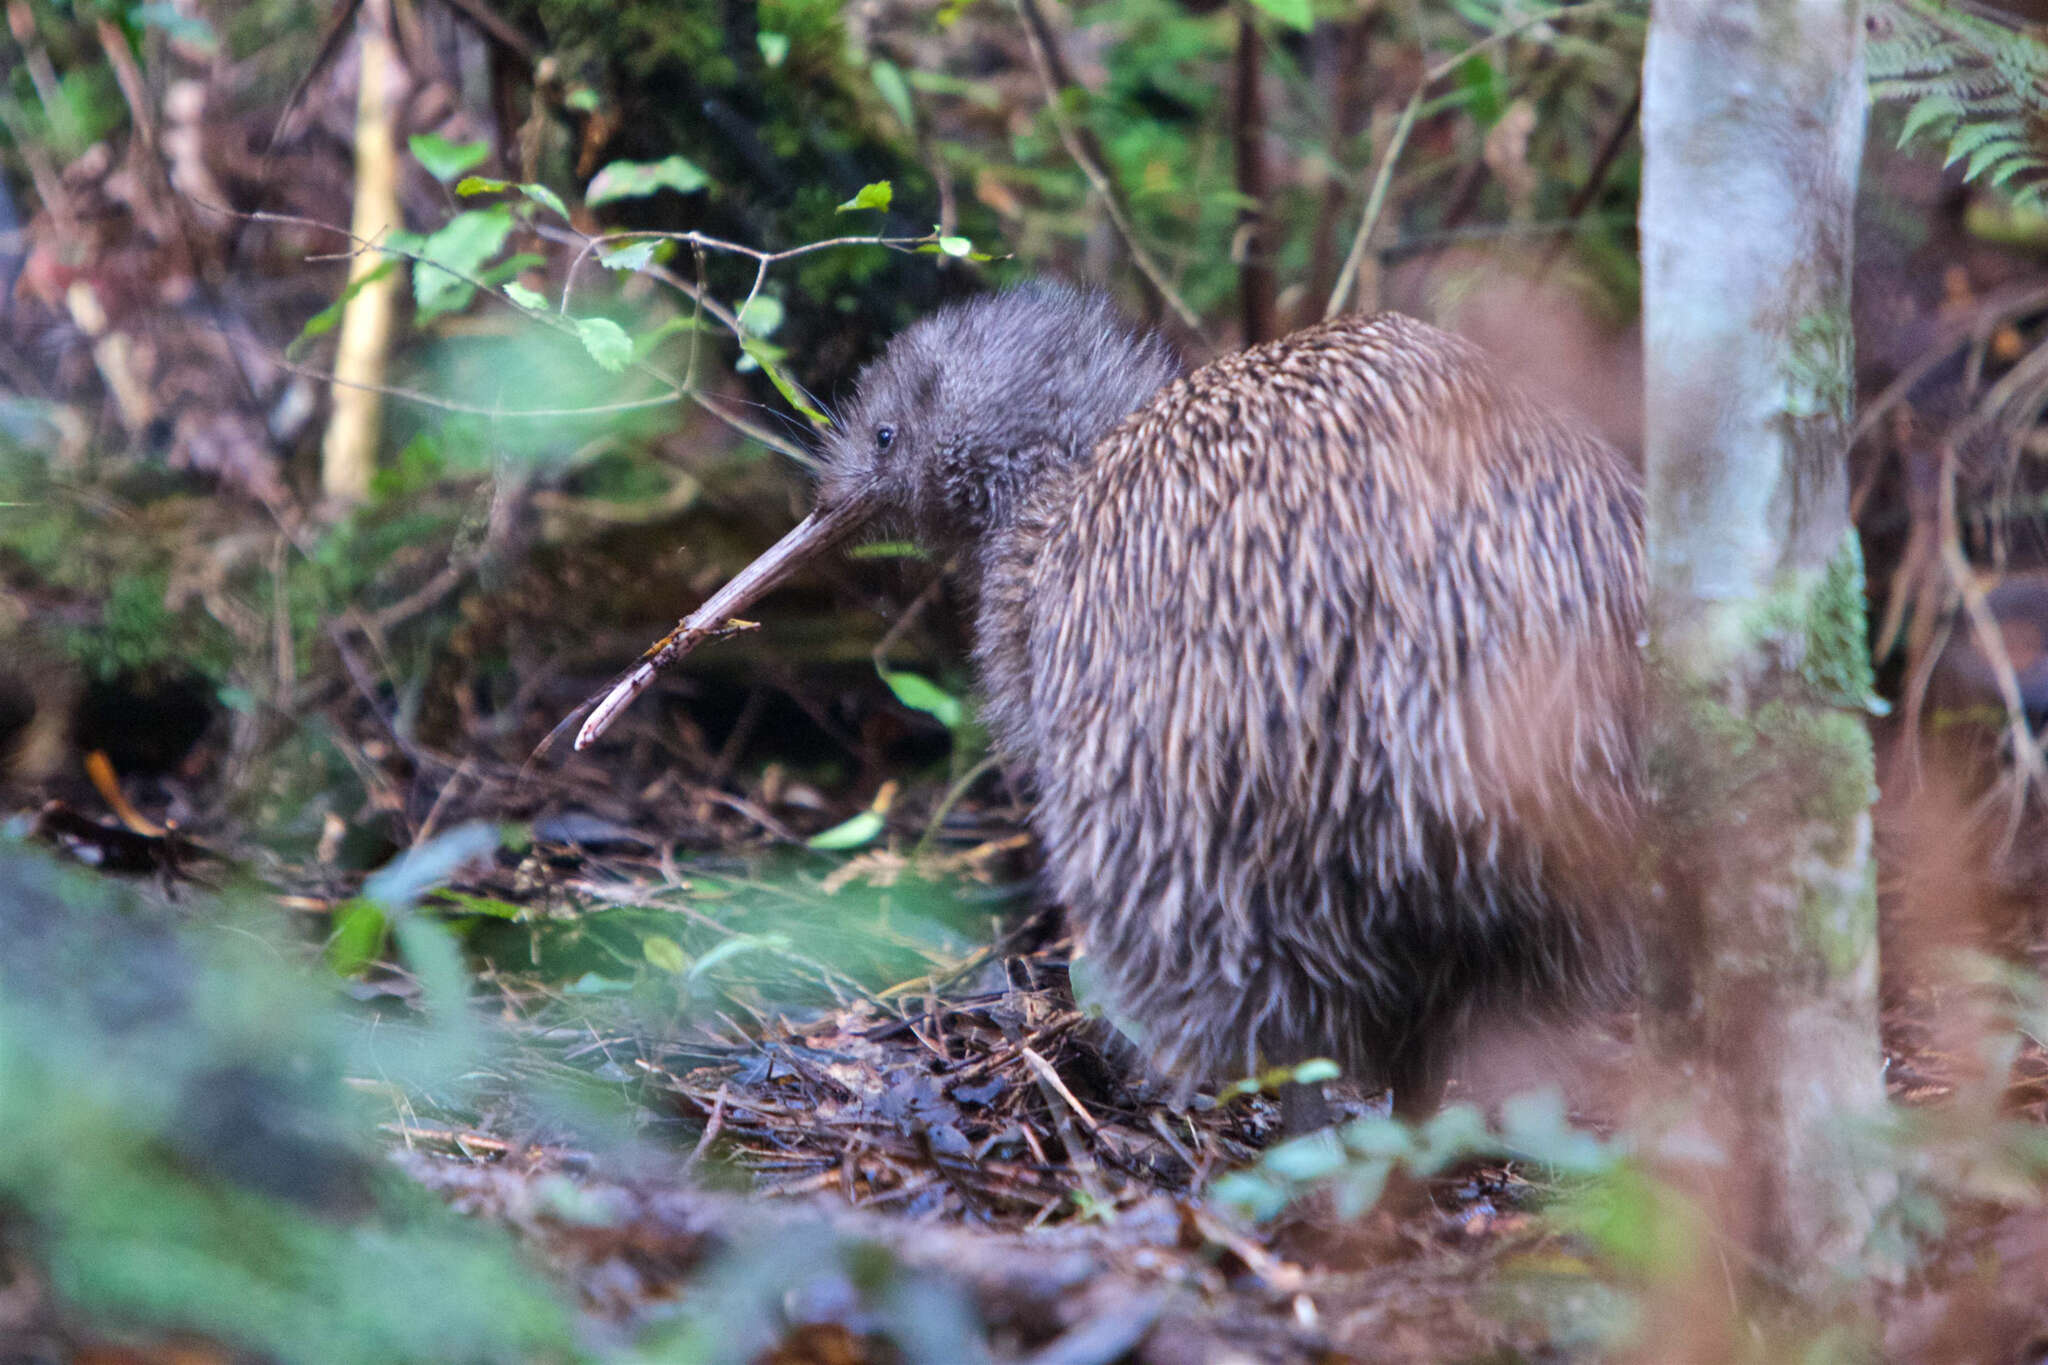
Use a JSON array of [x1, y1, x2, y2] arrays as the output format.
[[642, 934, 689, 974], [596, 239, 657, 272], [430, 890, 525, 920], [632, 312, 716, 359], [1264, 1132, 1347, 1182], [456, 175, 509, 196], [838, 181, 894, 213], [847, 540, 929, 561], [688, 932, 794, 979], [871, 59, 915, 129], [1339, 1116, 1415, 1160], [735, 294, 784, 337], [916, 239, 998, 262], [807, 809, 885, 850], [565, 86, 601, 113], [1897, 94, 1961, 150], [409, 132, 489, 182], [586, 155, 709, 206], [880, 668, 964, 729], [326, 898, 388, 976], [502, 281, 547, 310], [1288, 1058, 1342, 1085], [1332, 1164, 1393, 1220], [1209, 1170, 1290, 1222], [519, 183, 570, 221], [1245, 0, 1312, 30], [291, 259, 397, 355], [574, 317, 633, 373], [411, 205, 515, 322], [742, 339, 830, 427], [758, 31, 789, 66], [476, 252, 547, 288]]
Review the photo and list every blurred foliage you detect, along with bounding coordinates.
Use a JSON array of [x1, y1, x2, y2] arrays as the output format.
[[1872, 0, 2048, 214], [11, 0, 2048, 1356], [0, 822, 1009, 1359], [0, 832, 577, 1361]]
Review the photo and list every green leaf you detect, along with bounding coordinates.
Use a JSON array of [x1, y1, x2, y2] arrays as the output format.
[[758, 31, 789, 66], [411, 205, 515, 322], [1245, 0, 1312, 31], [573, 317, 633, 373], [880, 669, 964, 729], [519, 183, 570, 221], [915, 238, 998, 262], [409, 132, 489, 183], [807, 809, 885, 850], [595, 239, 658, 272], [502, 281, 547, 311], [456, 175, 569, 222], [1338, 1116, 1415, 1160], [1897, 93, 1962, 149], [326, 898, 388, 976], [586, 155, 709, 206], [430, 890, 525, 920], [871, 59, 915, 129], [735, 294, 784, 337], [1209, 1170, 1290, 1222], [687, 932, 795, 979], [847, 540, 929, 561], [742, 339, 830, 426], [1263, 1132, 1346, 1182], [631, 312, 716, 359], [290, 259, 397, 356], [642, 934, 688, 974], [1454, 54, 1502, 128], [476, 252, 546, 289], [838, 181, 894, 213], [1964, 138, 2027, 185]]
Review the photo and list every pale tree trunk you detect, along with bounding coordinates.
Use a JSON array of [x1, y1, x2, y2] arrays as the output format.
[[1639, 0, 1886, 1288], [321, 0, 401, 507]]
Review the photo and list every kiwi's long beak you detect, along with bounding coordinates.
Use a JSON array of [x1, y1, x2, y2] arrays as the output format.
[[571, 492, 878, 750]]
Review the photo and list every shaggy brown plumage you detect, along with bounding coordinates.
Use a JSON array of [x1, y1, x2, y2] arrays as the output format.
[[676, 282, 1646, 1107]]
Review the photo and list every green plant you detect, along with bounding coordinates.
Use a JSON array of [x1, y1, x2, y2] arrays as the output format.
[[1872, 0, 2048, 211]]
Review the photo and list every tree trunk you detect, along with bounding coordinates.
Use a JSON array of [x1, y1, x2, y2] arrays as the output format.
[[1639, 0, 1885, 1288]]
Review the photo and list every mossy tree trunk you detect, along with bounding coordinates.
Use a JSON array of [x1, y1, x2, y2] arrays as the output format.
[[1639, 0, 1886, 1286]]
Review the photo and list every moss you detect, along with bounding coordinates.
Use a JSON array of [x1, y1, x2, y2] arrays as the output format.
[[1742, 533, 1881, 714], [1784, 309, 1856, 426], [1651, 532, 1881, 983], [1801, 532, 1881, 712]]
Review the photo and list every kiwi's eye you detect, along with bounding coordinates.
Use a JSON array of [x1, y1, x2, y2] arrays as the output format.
[[875, 425, 896, 452]]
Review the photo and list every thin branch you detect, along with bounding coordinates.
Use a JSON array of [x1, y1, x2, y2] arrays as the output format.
[[1012, 0, 1209, 341], [1325, 0, 1615, 319], [222, 205, 814, 460], [1233, 5, 1275, 344], [1937, 444, 2048, 833]]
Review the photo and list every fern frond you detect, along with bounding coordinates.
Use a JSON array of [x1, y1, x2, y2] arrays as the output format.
[[1872, 0, 2048, 208]]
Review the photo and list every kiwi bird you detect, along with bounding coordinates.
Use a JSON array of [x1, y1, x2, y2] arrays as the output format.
[[593, 282, 1646, 1108]]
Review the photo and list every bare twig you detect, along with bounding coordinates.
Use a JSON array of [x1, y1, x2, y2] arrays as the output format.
[[1012, 0, 1208, 341], [1233, 6, 1275, 344], [1937, 444, 2048, 835], [1848, 281, 2048, 521], [1325, 0, 1615, 319]]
